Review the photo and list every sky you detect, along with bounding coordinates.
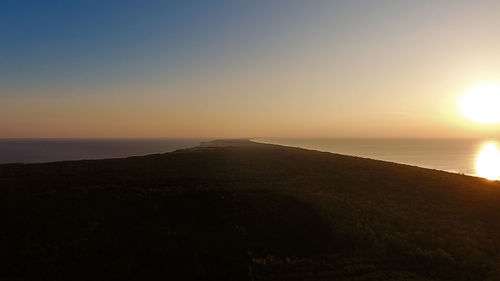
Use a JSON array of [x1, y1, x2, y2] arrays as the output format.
[[2, 0, 500, 138]]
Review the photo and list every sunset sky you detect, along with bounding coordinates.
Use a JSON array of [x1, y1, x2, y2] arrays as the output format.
[[2, 0, 500, 138]]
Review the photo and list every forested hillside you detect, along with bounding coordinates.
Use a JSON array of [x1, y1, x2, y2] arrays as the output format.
[[2, 139, 500, 280]]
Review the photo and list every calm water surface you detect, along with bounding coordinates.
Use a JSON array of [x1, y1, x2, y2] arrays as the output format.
[[3, 138, 500, 180], [256, 138, 500, 180], [0, 139, 209, 164]]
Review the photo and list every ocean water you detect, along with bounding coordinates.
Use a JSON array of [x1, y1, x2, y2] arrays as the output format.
[[0, 139, 209, 164], [3, 138, 500, 180], [255, 138, 500, 179]]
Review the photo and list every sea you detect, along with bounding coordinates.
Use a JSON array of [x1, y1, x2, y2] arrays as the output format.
[[0, 139, 209, 164], [1, 138, 500, 180], [255, 138, 500, 179]]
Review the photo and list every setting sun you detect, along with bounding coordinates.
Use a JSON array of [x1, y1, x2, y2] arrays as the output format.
[[5, 1, 500, 280], [460, 82, 500, 124]]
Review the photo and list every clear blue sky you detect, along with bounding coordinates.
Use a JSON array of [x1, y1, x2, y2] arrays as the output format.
[[2, 0, 500, 137]]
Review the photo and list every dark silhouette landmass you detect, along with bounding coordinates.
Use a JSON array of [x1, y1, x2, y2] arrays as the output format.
[[1, 139, 500, 280]]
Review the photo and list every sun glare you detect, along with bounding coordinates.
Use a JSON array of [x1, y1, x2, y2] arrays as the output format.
[[475, 141, 500, 180], [460, 82, 500, 124]]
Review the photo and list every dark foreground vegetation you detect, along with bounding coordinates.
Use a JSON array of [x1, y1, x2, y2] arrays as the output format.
[[2, 139, 500, 280]]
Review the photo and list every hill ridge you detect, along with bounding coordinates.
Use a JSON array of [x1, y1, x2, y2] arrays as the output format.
[[1, 139, 500, 280]]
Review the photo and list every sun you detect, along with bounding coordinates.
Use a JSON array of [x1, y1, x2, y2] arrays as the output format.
[[460, 82, 500, 124]]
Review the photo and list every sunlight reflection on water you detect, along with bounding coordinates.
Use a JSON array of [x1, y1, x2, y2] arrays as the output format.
[[475, 141, 500, 180], [257, 138, 500, 180]]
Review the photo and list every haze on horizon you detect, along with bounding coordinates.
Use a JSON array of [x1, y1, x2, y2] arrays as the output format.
[[2, 0, 500, 139]]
